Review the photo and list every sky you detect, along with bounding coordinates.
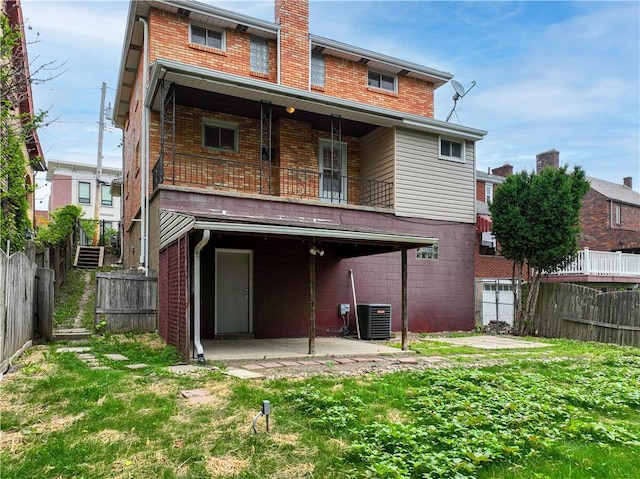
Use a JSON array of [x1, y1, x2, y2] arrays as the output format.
[[22, 0, 640, 207]]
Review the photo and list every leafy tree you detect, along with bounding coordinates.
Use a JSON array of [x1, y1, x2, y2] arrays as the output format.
[[489, 165, 590, 334], [36, 204, 82, 247]]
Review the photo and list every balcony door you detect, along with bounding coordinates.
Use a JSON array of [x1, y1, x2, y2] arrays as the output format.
[[319, 139, 347, 203]]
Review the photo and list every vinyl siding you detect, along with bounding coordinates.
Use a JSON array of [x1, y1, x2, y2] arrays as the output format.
[[395, 127, 475, 223], [360, 127, 394, 184]]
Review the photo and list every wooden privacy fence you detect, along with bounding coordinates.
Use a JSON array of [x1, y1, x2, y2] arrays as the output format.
[[1, 251, 54, 374], [95, 271, 157, 333], [533, 282, 640, 347]]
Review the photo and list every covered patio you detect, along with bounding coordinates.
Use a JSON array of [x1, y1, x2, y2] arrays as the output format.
[[201, 336, 408, 361]]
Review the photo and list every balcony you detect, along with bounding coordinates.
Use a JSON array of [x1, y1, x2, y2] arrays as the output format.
[[544, 248, 640, 284], [152, 153, 393, 209]]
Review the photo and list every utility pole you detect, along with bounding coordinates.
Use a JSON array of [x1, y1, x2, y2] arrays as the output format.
[[93, 82, 107, 245]]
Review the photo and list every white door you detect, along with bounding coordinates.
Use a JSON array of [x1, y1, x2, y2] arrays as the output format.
[[215, 249, 252, 335], [482, 280, 515, 325], [319, 139, 347, 203]]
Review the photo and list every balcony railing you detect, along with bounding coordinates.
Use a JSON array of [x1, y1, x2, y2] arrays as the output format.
[[152, 152, 393, 208], [546, 248, 640, 277]]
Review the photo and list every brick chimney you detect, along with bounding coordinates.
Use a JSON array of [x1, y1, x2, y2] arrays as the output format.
[[491, 163, 513, 177], [275, 0, 309, 89], [536, 149, 559, 173], [623, 177, 633, 189]]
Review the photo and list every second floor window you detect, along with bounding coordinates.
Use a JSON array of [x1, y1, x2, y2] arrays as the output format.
[[203, 120, 238, 152], [485, 184, 493, 203], [368, 70, 396, 92], [311, 52, 325, 88], [615, 204, 621, 225], [439, 137, 465, 163], [250, 36, 269, 74], [101, 184, 112, 206], [78, 181, 91, 204], [191, 24, 224, 50]]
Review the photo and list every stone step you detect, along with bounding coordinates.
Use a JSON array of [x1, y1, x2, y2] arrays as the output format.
[[53, 328, 92, 341]]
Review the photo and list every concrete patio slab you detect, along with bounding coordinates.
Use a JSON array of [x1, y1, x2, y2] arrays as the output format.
[[421, 335, 550, 350], [56, 347, 91, 353], [201, 337, 407, 362]]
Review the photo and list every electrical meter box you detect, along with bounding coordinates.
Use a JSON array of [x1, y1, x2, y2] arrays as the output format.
[[339, 303, 351, 315]]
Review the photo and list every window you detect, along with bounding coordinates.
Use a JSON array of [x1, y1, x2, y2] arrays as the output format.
[[101, 184, 112, 206], [311, 52, 325, 87], [78, 181, 91, 204], [417, 243, 439, 260], [485, 183, 493, 203], [367, 70, 396, 92], [250, 36, 269, 74], [439, 137, 465, 162], [190, 24, 224, 49], [615, 204, 621, 225], [203, 120, 238, 152]]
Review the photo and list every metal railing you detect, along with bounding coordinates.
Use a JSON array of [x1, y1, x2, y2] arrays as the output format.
[[152, 152, 393, 208], [547, 248, 640, 277]]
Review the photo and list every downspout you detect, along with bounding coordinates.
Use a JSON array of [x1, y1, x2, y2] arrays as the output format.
[[138, 17, 149, 275], [193, 230, 210, 364], [276, 28, 281, 85]]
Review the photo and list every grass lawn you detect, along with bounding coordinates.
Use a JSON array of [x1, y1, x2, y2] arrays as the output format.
[[1, 335, 638, 479]]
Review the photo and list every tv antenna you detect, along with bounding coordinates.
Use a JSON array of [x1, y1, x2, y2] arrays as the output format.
[[446, 79, 476, 122]]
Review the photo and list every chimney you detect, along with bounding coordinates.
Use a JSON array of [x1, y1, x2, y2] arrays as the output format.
[[536, 149, 559, 173], [275, 0, 309, 89], [623, 177, 632, 189], [491, 163, 513, 177]]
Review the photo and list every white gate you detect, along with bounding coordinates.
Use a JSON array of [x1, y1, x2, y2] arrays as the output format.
[[481, 280, 516, 325]]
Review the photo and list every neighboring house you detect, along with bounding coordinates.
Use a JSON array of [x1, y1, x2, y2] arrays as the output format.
[[112, 0, 486, 359], [47, 160, 122, 233], [474, 164, 518, 326], [476, 150, 640, 322], [3, 0, 47, 232]]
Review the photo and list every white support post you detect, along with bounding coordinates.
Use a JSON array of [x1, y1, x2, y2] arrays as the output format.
[[583, 248, 590, 275]]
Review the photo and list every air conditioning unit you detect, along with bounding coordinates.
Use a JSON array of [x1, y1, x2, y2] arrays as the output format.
[[357, 303, 391, 340]]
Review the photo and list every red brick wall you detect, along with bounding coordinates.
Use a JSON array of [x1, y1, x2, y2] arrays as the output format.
[[319, 55, 435, 117], [275, 0, 309, 89], [579, 188, 640, 251], [148, 9, 278, 84], [476, 180, 485, 201]]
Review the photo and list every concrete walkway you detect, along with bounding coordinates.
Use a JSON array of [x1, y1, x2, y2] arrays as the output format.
[[420, 335, 550, 349]]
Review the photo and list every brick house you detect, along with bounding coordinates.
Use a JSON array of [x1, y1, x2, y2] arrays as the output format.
[[476, 150, 640, 314], [112, 0, 486, 360]]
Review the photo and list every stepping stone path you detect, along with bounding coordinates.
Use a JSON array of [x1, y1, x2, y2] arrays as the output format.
[[55, 348, 149, 371]]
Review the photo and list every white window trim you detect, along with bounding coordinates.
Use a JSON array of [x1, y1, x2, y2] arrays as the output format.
[[438, 136, 466, 163], [203, 119, 239, 153], [485, 183, 493, 203], [367, 69, 397, 93], [190, 23, 226, 50], [615, 204, 621, 225]]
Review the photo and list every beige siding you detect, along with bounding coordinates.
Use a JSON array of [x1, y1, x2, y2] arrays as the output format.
[[395, 127, 476, 223], [360, 127, 395, 184]]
